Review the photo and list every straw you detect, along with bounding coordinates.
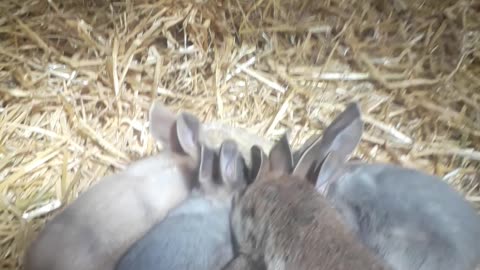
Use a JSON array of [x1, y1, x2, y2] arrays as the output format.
[[0, 0, 479, 268]]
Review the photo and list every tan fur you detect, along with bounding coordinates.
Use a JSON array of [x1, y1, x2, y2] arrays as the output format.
[[24, 153, 196, 270]]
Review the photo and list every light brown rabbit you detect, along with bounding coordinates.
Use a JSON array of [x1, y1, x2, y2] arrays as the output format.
[[223, 135, 390, 270], [23, 103, 206, 270]]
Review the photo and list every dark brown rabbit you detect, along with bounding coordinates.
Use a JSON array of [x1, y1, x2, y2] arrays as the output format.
[[223, 135, 389, 270]]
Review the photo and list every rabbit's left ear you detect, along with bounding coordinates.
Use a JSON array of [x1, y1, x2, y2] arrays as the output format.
[[293, 102, 363, 182]]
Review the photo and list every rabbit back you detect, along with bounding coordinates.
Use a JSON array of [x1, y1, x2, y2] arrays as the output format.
[[201, 123, 273, 168], [116, 196, 232, 270], [24, 102, 203, 270], [327, 162, 480, 270], [290, 102, 480, 270], [229, 175, 388, 270], [24, 154, 193, 270]]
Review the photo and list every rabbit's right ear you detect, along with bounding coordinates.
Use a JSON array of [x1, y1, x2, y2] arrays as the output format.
[[315, 151, 345, 194], [268, 133, 293, 176], [198, 144, 218, 193], [293, 102, 363, 181], [149, 102, 202, 158], [219, 140, 247, 190], [250, 145, 267, 183]]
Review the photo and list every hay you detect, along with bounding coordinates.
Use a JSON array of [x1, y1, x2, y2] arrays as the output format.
[[0, 0, 479, 268]]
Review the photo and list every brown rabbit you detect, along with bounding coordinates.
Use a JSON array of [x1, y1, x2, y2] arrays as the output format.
[[223, 134, 390, 270]]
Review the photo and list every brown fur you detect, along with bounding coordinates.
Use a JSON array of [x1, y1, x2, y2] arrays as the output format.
[[227, 172, 390, 270]]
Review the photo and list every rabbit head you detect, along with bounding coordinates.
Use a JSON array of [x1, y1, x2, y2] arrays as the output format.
[[228, 134, 296, 265], [226, 121, 388, 270], [149, 101, 272, 179], [228, 103, 364, 250], [200, 123, 273, 168], [195, 139, 250, 207], [145, 101, 206, 186]]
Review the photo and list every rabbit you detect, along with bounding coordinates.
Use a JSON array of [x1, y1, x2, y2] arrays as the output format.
[[23, 101, 269, 270], [23, 102, 207, 270], [200, 122, 274, 167], [292, 102, 480, 270], [115, 139, 250, 270], [222, 134, 390, 270]]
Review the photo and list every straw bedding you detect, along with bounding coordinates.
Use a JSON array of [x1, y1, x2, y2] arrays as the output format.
[[0, 0, 479, 269]]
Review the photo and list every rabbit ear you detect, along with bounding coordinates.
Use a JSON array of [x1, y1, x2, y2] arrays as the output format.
[[292, 134, 322, 180], [219, 140, 247, 190], [293, 102, 363, 181], [268, 133, 293, 175], [149, 101, 202, 159], [315, 151, 345, 194], [250, 145, 268, 183], [198, 144, 218, 193], [292, 135, 320, 164], [149, 101, 177, 145], [172, 112, 201, 158]]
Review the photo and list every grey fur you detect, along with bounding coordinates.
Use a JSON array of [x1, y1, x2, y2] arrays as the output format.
[[116, 140, 248, 270], [295, 102, 480, 270]]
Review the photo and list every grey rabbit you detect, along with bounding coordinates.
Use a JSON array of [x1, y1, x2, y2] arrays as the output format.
[[293, 102, 480, 270], [115, 139, 249, 270], [223, 134, 390, 270]]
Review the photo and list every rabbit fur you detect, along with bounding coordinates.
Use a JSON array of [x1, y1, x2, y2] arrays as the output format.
[[24, 101, 269, 270], [293, 102, 480, 270], [116, 140, 249, 270], [223, 134, 390, 270]]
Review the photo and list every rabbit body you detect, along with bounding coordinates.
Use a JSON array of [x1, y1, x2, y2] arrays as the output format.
[[116, 193, 232, 270], [291, 102, 480, 270], [116, 141, 248, 270], [323, 161, 480, 270], [227, 174, 389, 270], [24, 101, 271, 270], [24, 102, 204, 270], [24, 153, 194, 270]]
